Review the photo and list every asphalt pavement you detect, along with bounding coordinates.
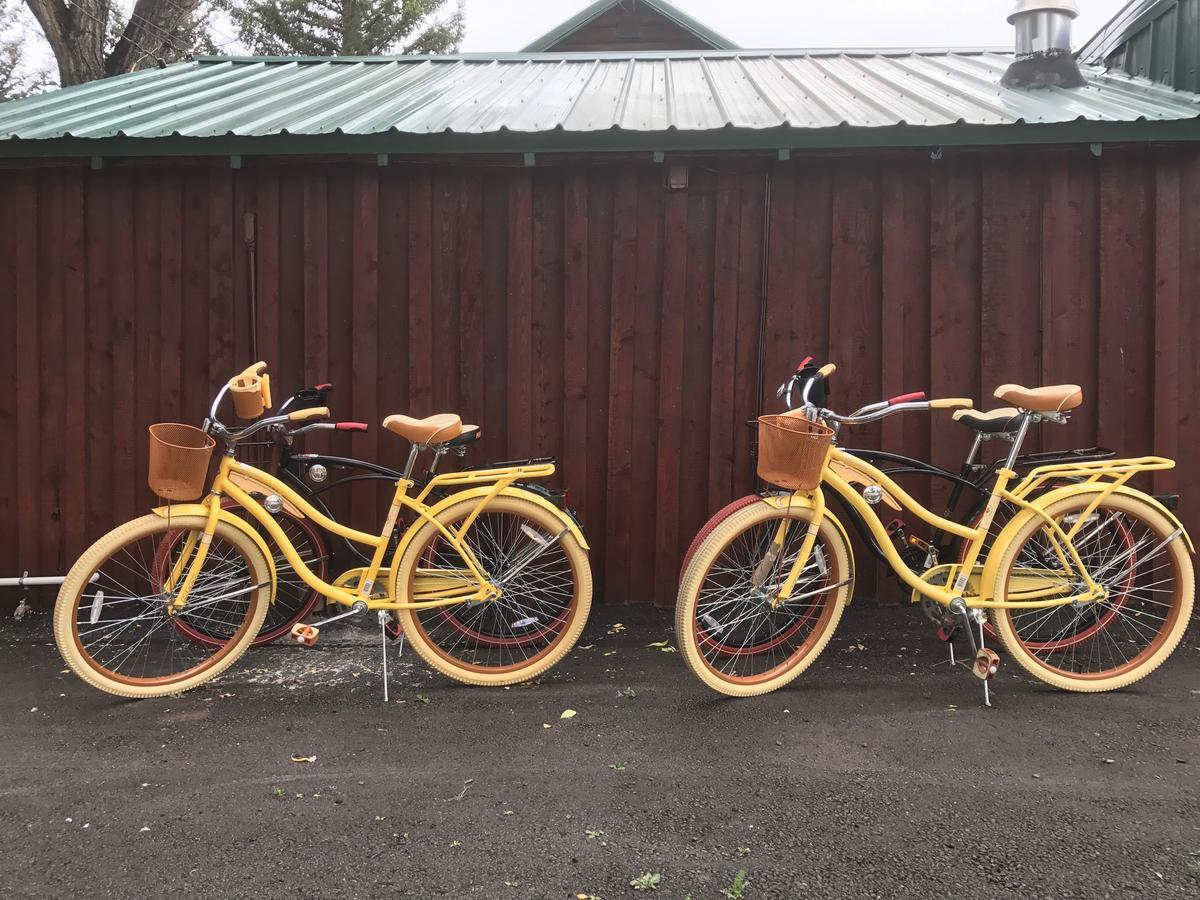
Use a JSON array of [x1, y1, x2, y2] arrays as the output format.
[[2, 601, 1198, 899]]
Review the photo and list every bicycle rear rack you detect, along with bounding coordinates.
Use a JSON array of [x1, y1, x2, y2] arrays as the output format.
[[1009, 456, 1174, 501]]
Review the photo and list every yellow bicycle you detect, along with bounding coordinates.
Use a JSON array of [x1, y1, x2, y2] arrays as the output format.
[[676, 364, 1194, 701], [55, 363, 592, 698]]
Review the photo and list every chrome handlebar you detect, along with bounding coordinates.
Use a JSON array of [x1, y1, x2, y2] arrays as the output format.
[[204, 382, 334, 444], [816, 400, 933, 427]]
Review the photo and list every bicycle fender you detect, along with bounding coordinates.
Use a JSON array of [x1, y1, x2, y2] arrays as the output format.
[[756, 493, 856, 603], [151, 504, 278, 599], [1028, 483, 1192, 552], [978, 484, 1194, 595]]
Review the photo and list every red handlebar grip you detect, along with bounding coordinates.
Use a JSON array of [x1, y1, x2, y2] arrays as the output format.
[[888, 391, 926, 405], [314, 383, 333, 391], [795, 355, 814, 372], [335, 422, 369, 432]]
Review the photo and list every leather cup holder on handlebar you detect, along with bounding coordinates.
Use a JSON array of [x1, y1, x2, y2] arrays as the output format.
[[229, 362, 272, 420]]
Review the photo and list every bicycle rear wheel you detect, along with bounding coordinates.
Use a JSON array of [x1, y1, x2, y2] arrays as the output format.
[[54, 514, 271, 698], [959, 499, 1135, 647], [676, 500, 852, 697], [991, 492, 1193, 692], [393, 495, 592, 685]]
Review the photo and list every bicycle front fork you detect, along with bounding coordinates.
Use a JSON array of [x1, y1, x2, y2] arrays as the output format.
[[766, 488, 828, 608]]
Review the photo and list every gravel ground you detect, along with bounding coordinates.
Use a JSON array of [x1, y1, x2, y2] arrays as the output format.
[[1, 601, 1198, 899]]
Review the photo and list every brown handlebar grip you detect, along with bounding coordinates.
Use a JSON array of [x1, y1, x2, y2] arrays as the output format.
[[818, 363, 836, 378]]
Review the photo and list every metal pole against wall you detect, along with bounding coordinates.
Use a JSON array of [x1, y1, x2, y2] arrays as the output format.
[[244, 212, 259, 361]]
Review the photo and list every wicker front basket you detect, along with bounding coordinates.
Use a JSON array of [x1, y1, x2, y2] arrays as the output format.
[[756, 414, 834, 491], [148, 423, 216, 501]]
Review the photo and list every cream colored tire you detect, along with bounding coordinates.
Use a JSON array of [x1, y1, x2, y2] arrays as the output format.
[[991, 492, 1194, 693], [54, 514, 271, 699], [392, 495, 592, 686], [676, 500, 852, 697]]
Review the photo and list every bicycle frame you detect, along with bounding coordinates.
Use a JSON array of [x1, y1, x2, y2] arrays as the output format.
[[273, 449, 571, 568], [167, 453, 557, 613], [775, 447, 1177, 610]]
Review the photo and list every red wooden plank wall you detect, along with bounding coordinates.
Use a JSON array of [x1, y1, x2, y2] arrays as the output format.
[[1, 145, 1197, 608]]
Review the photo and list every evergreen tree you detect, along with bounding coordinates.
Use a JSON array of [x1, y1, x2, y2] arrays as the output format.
[[222, 0, 465, 57], [1, 0, 50, 100]]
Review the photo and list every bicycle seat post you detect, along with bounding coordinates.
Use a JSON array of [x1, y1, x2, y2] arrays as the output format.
[[402, 443, 422, 481]]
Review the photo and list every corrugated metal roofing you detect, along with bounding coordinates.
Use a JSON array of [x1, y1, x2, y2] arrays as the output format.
[[1, 50, 1198, 156], [1078, 0, 1200, 94]]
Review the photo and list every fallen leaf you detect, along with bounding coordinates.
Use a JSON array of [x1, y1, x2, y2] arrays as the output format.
[[291, 754, 317, 764], [560, 709, 577, 719], [645, 640, 669, 648], [543, 723, 552, 729]]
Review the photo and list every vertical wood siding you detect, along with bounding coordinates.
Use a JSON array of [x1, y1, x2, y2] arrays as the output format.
[[2, 146, 1197, 607]]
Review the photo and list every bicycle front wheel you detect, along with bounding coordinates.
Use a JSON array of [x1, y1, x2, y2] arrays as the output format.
[[164, 501, 327, 647], [990, 491, 1194, 692], [54, 514, 271, 698], [392, 495, 592, 685], [676, 500, 852, 697]]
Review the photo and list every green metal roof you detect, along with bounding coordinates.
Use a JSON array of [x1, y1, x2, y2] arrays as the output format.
[[1, 50, 1198, 159], [1078, 0, 1200, 93], [522, 0, 738, 52]]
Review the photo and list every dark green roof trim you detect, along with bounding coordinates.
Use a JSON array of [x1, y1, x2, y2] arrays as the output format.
[[1078, 0, 1169, 62], [521, 0, 738, 52], [3, 118, 1198, 161], [1077, 0, 1200, 94]]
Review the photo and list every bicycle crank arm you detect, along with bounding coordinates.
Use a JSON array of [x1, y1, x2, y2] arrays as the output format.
[[289, 600, 369, 646]]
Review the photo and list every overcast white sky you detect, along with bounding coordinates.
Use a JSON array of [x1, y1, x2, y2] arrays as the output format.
[[7, 0, 1134, 72], [459, 0, 1130, 52]]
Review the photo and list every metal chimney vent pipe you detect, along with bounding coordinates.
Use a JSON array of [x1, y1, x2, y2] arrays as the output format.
[[1001, 0, 1087, 89]]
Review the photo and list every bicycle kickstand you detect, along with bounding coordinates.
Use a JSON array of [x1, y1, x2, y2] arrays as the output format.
[[948, 599, 1000, 707], [378, 611, 405, 703]]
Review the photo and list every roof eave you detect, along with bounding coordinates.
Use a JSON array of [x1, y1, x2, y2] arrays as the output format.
[[3, 118, 1199, 161]]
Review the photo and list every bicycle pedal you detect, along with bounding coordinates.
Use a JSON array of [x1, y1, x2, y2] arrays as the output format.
[[385, 620, 404, 640], [973, 648, 1000, 680], [291, 623, 319, 647], [936, 623, 957, 642]]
